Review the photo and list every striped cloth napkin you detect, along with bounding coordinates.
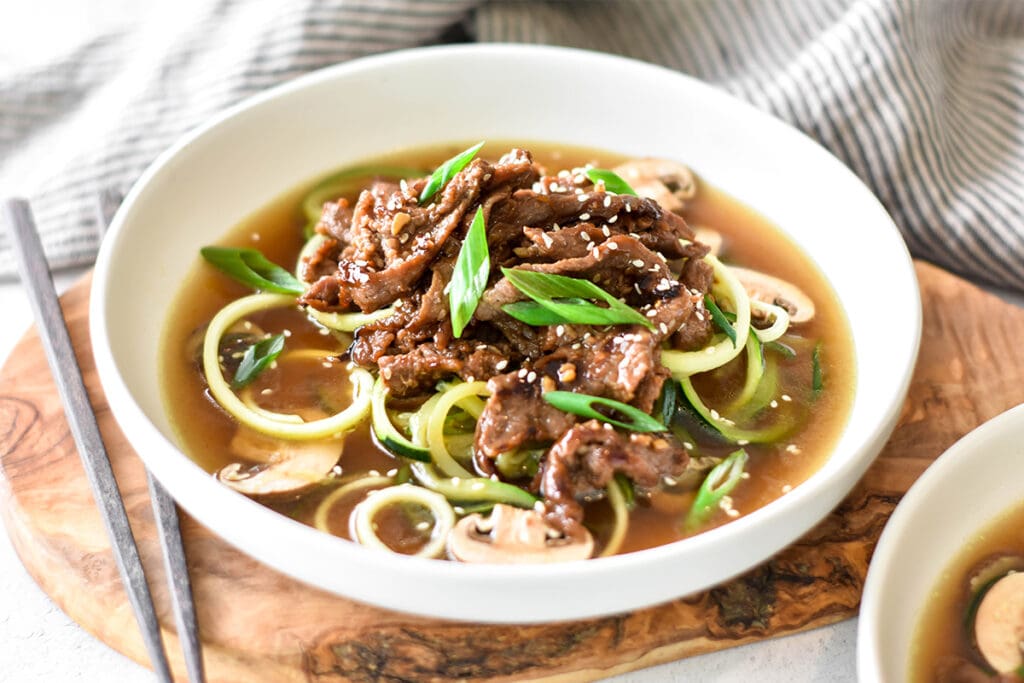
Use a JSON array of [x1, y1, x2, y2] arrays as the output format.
[[1, 0, 1021, 289]]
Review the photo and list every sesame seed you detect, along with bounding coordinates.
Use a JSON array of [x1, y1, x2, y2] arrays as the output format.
[[518, 368, 528, 378], [526, 371, 537, 383], [415, 521, 431, 531], [261, 388, 273, 395], [282, 329, 292, 337], [770, 399, 779, 408], [483, 173, 492, 181], [786, 444, 801, 454], [556, 325, 565, 336], [782, 484, 793, 493], [319, 328, 330, 335], [322, 361, 332, 368], [608, 215, 618, 224], [632, 259, 645, 268], [471, 482, 485, 491], [607, 242, 618, 250], [381, 367, 392, 380], [737, 439, 750, 445], [602, 226, 611, 237], [683, 442, 695, 450], [781, 394, 792, 402], [581, 232, 592, 242], [646, 309, 658, 318], [625, 203, 632, 213], [578, 194, 589, 202], [579, 212, 591, 220], [386, 468, 398, 477], [709, 409, 721, 420], [726, 509, 740, 518], [603, 196, 612, 207], [496, 359, 509, 370], [659, 323, 669, 334]]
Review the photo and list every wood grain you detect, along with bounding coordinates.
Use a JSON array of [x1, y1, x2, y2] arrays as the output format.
[[1, 260, 1021, 682]]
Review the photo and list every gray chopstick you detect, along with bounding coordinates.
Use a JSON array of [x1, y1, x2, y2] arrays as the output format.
[[2, 198, 174, 683], [94, 191, 206, 683]]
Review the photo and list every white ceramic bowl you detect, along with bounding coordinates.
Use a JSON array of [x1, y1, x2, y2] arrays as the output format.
[[91, 44, 920, 623], [858, 404, 1024, 680]]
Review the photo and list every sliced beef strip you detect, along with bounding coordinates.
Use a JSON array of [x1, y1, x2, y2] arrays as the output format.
[[475, 370, 577, 458], [474, 326, 668, 458], [541, 420, 689, 533], [377, 341, 512, 397], [301, 149, 539, 314]]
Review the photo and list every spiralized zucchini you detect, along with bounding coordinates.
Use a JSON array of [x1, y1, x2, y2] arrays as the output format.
[[202, 293, 372, 439], [351, 484, 455, 559], [599, 479, 630, 558], [313, 475, 393, 533], [423, 381, 490, 479], [661, 254, 752, 379], [749, 299, 791, 343]]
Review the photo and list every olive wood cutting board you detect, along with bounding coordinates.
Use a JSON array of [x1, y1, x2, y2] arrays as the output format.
[[0, 260, 1020, 682]]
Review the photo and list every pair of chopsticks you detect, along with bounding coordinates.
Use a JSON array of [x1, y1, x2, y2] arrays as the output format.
[[2, 197, 205, 683]]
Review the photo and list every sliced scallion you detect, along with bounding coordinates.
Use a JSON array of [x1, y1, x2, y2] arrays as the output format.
[[812, 343, 824, 396], [419, 141, 484, 205], [449, 207, 490, 337], [585, 168, 637, 195], [543, 390, 665, 433], [685, 449, 748, 531], [705, 294, 738, 347], [500, 268, 654, 330], [232, 334, 285, 389], [201, 246, 304, 295]]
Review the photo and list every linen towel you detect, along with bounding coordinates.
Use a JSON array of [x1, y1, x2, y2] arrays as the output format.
[[1, 0, 1021, 290]]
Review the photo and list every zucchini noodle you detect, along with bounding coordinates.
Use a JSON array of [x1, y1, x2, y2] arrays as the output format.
[[202, 293, 372, 439], [424, 381, 490, 479], [661, 254, 752, 379], [749, 299, 791, 343], [599, 480, 630, 558], [313, 475, 392, 533], [350, 484, 455, 559], [409, 462, 539, 509], [679, 376, 793, 444], [306, 305, 397, 333], [725, 334, 765, 414], [239, 385, 304, 424]]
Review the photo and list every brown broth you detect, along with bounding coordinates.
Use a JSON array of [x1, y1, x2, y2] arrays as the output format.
[[910, 503, 1024, 682], [160, 142, 855, 556]]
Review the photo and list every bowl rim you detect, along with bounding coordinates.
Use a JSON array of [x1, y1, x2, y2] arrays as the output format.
[[90, 43, 922, 622], [856, 402, 1024, 680]]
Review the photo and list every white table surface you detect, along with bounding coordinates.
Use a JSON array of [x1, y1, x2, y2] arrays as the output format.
[[0, 272, 862, 682], [0, 3, 857, 680]]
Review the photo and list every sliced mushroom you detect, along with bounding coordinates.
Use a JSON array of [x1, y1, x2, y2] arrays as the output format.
[[612, 158, 697, 212], [447, 504, 594, 563], [973, 570, 1024, 673], [730, 266, 816, 325], [217, 428, 342, 496], [693, 226, 723, 257]]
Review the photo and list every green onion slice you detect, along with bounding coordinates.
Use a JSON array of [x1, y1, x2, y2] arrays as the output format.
[[232, 334, 285, 389], [543, 390, 665, 432], [812, 342, 824, 396], [705, 294, 738, 347], [201, 246, 304, 295], [449, 207, 490, 337], [419, 141, 484, 205], [500, 268, 654, 329], [685, 449, 748, 530], [585, 168, 637, 195]]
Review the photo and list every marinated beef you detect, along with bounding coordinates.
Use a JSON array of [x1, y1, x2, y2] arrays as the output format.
[[542, 420, 689, 532], [300, 147, 715, 533]]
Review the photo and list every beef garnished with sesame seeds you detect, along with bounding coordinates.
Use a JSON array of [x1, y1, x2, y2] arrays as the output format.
[[298, 147, 719, 532]]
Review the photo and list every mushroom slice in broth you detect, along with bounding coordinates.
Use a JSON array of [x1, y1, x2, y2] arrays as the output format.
[[448, 504, 594, 563], [217, 428, 342, 496], [612, 158, 697, 212]]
